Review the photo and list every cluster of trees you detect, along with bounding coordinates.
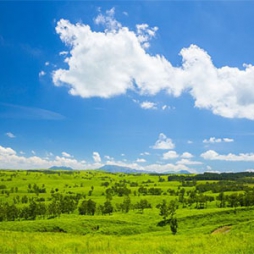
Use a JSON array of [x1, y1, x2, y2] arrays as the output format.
[[216, 191, 254, 208], [78, 196, 152, 216], [138, 186, 163, 196], [0, 191, 152, 221], [105, 184, 131, 198], [27, 183, 46, 194], [167, 172, 254, 182], [0, 193, 83, 221], [196, 181, 248, 193]]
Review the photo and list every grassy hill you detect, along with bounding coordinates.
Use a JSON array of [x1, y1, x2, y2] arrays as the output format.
[[1, 169, 254, 253]]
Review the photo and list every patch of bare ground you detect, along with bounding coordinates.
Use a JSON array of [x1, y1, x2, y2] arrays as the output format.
[[211, 225, 232, 235]]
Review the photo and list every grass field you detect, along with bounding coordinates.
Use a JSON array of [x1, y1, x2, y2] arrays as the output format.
[[1, 169, 254, 253]]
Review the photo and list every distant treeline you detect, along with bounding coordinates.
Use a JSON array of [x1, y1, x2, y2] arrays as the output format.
[[167, 172, 254, 182]]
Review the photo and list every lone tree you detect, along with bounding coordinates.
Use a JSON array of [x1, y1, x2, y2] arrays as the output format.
[[156, 199, 178, 235], [78, 199, 96, 215]]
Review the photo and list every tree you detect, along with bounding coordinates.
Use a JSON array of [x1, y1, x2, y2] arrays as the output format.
[[170, 216, 178, 235], [78, 199, 96, 215], [102, 200, 113, 215], [157, 200, 178, 235], [135, 199, 152, 213], [48, 200, 61, 218], [122, 196, 131, 213]]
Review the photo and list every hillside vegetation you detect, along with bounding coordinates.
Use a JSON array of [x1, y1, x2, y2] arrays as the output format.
[[1, 169, 254, 253]]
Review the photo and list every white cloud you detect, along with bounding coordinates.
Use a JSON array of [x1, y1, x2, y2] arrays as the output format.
[[59, 51, 68, 56], [0, 145, 87, 169], [203, 137, 234, 143], [53, 10, 254, 120], [140, 152, 150, 156], [136, 158, 146, 163], [31, 150, 36, 155], [0, 146, 16, 156], [246, 169, 254, 172], [181, 152, 193, 158], [52, 11, 175, 99], [187, 140, 193, 144], [94, 8, 121, 32], [5, 132, 15, 138], [144, 163, 195, 173], [136, 23, 158, 49], [162, 105, 169, 110], [140, 101, 157, 110], [45, 152, 54, 157], [223, 138, 234, 143], [39, 71, 46, 77], [201, 150, 254, 162], [105, 158, 194, 173], [45, 61, 50, 66], [176, 159, 202, 165], [203, 137, 222, 143], [162, 151, 178, 160], [93, 152, 101, 163], [105, 155, 114, 161], [152, 133, 175, 150], [163, 151, 194, 161], [62, 151, 72, 158]]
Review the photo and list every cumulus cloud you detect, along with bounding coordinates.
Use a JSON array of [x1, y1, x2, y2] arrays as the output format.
[[223, 138, 234, 143], [144, 163, 195, 173], [162, 151, 178, 160], [136, 158, 146, 163], [0, 146, 16, 156], [140, 101, 157, 110], [152, 133, 175, 150], [181, 152, 193, 158], [176, 159, 202, 165], [62, 151, 72, 158], [201, 150, 254, 162], [0, 145, 87, 169], [93, 152, 101, 163], [105, 158, 194, 173], [203, 137, 234, 143], [5, 132, 15, 138], [53, 10, 254, 120]]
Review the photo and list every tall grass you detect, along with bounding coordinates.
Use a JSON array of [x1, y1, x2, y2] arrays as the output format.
[[1, 228, 254, 254]]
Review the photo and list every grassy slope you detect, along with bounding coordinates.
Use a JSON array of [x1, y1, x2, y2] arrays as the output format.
[[1, 170, 254, 253]]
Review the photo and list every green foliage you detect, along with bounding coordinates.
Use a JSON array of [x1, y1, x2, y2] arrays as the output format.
[[78, 199, 96, 215], [1, 169, 254, 253]]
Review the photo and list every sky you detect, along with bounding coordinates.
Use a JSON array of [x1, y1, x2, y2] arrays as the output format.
[[1, 1, 254, 173]]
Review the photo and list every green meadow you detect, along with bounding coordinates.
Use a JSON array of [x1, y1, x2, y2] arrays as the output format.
[[1, 169, 254, 253]]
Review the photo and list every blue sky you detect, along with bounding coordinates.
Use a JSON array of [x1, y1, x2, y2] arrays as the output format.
[[1, 1, 254, 173]]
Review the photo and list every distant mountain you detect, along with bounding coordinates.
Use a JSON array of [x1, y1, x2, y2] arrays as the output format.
[[99, 165, 148, 174], [99, 165, 191, 175], [49, 166, 73, 170]]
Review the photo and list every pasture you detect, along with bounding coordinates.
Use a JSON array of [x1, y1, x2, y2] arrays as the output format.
[[0, 169, 254, 253]]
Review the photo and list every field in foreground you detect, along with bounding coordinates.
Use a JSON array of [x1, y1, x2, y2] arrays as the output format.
[[1, 217, 254, 254], [1, 169, 254, 253]]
